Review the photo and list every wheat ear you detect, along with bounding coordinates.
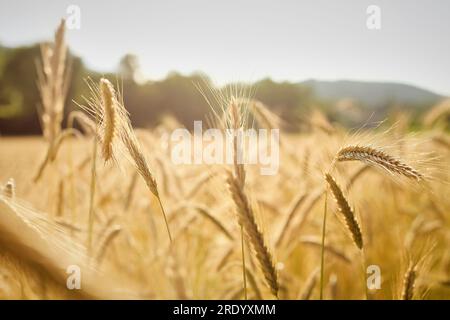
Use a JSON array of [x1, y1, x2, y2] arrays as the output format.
[[227, 97, 248, 299], [36, 19, 70, 144], [227, 172, 279, 297], [336, 145, 423, 181], [99, 79, 117, 162], [83, 78, 172, 242], [121, 122, 172, 242], [325, 173, 363, 250], [401, 263, 417, 300], [229, 98, 246, 185]]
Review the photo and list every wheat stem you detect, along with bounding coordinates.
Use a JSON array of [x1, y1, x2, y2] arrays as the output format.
[[87, 126, 98, 254], [319, 189, 328, 300], [156, 195, 172, 243], [241, 225, 248, 300]]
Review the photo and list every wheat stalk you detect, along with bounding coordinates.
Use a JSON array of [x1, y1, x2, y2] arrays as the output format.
[[87, 118, 98, 253], [68, 110, 96, 135], [95, 225, 122, 264], [54, 218, 84, 233], [123, 170, 139, 210], [216, 246, 234, 272], [33, 128, 82, 182], [190, 205, 234, 241], [56, 179, 64, 216], [275, 192, 308, 248], [336, 145, 423, 181], [325, 173, 363, 250], [185, 171, 218, 198], [299, 236, 352, 264], [290, 188, 325, 234], [299, 267, 319, 300], [346, 164, 371, 190], [245, 267, 263, 300]]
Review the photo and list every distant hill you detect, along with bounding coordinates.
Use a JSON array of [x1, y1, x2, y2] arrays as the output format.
[[302, 79, 443, 109]]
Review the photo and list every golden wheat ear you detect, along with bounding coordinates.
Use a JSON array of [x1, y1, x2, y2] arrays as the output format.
[[336, 145, 423, 181], [227, 171, 279, 298], [325, 173, 363, 250], [99, 78, 118, 162], [36, 19, 70, 145], [401, 262, 417, 300]]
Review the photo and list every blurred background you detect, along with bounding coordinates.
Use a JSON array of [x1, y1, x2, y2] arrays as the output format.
[[1, 0, 450, 134]]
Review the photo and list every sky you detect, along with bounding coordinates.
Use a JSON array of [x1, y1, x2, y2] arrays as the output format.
[[1, 0, 450, 95]]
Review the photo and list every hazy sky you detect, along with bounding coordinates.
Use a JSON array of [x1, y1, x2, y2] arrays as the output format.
[[1, 0, 450, 95]]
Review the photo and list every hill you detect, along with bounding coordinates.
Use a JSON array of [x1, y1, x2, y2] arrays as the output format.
[[302, 79, 443, 109]]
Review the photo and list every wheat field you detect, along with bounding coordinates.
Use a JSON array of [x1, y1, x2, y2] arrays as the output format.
[[0, 21, 449, 301], [0, 118, 449, 299]]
